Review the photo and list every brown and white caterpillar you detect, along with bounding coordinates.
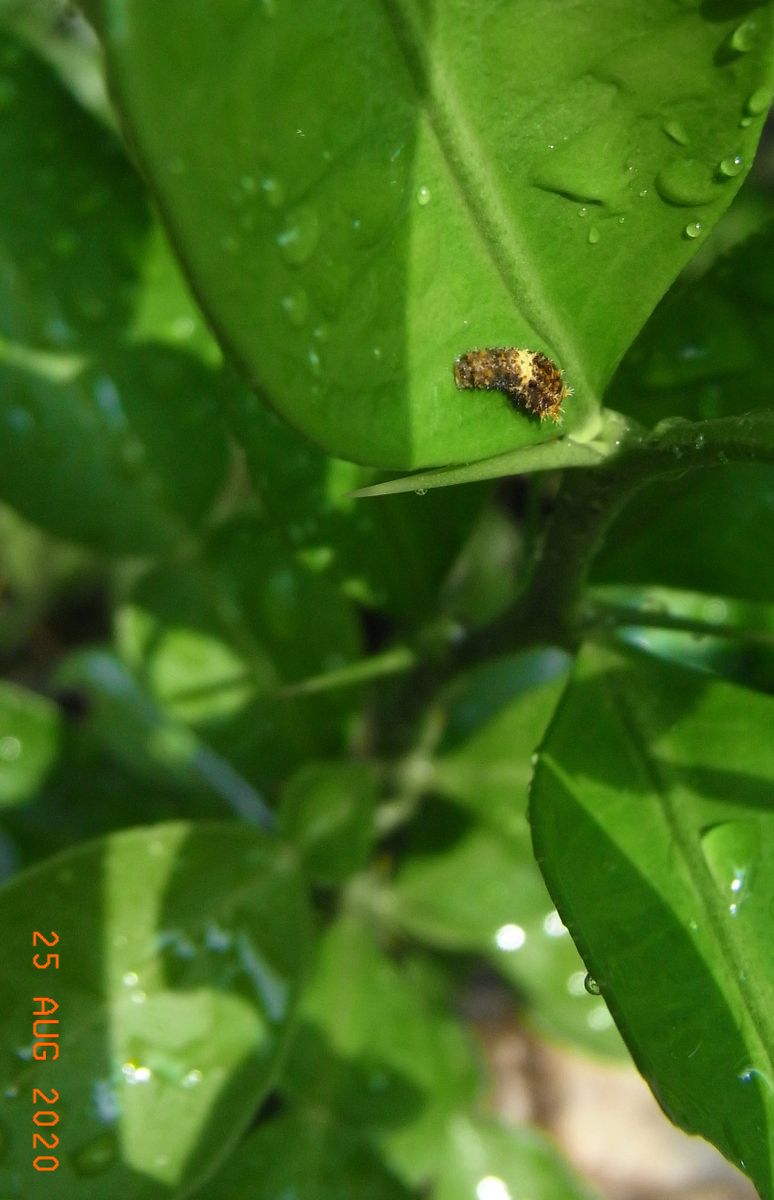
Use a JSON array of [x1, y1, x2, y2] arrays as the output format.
[[453, 348, 570, 423]]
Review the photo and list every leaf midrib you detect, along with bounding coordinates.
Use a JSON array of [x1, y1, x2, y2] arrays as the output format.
[[608, 679, 774, 1083], [378, 0, 595, 403]]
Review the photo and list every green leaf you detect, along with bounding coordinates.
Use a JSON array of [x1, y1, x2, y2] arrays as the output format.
[[590, 582, 774, 692], [531, 642, 774, 1198], [0, 681, 61, 807], [205, 1114, 412, 1200], [53, 648, 274, 827], [0, 35, 229, 553], [594, 463, 774, 603], [0, 821, 310, 1197], [227, 385, 486, 618], [436, 1115, 601, 1200], [282, 914, 481, 1185], [279, 762, 378, 885], [388, 651, 624, 1057], [90, 1, 773, 467], [609, 221, 774, 428], [115, 518, 363, 783]]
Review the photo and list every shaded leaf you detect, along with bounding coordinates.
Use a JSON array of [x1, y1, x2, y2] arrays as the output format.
[[205, 1113, 413, 1200], [282, 914, 481, 1185], [279, 761, 378, 885], [0, 35, 229, 552]]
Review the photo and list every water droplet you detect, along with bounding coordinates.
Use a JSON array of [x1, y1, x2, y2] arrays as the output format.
[[656, 159, 716, 207], [578, 206, 588, 217], [122, 971, 139, 987], [745, 87, 772, 117], [0, 736, 21, 762], [307, 346, 322, 376], [280, 287, 309, 327], [260, 175, 285, 208], [122, 1061, 152, 1085], [416, 185, 432, 206], [240, 174, 257, 195], [181, 1068, 203, 1089], [93, 1078, 121, 1125], [414, 488, 427, 497], [737, 1066, 774, 1093], [584, 973, 601, 995], [701, 821, 758, 916], [494, 923, 526, 952], [372, 345, 383, 360], [588, 226, 600, 245], [684, 221, 703, 240], [277, 205, 320, 265], [718, 155, 744, 179], [663, 119, 689, 146], [6, 406, 35, 436], [730, 18, 759, 52], [71, 1130, 118, 1176]]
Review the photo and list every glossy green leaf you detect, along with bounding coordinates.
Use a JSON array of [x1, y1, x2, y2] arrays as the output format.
[[0, 821, 309, 1197], [388, 651, 624, 1057], [279, 762, 378, 885], [0, 35, 229, 552], [282, 914, 481, 1184], [590, 583, 774, 692], [90, 1, 773, 467], [436, 1115, 601, 1200], [205, 1114, 412, 1200], [531, 642, 774, 1198], [0, 681, 61, 807]]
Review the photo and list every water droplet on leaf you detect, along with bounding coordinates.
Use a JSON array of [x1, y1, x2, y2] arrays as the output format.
[[277, 205, 320, 265], [701, 821, 758, 916], [684, 221, 703, 239], [745, 87, 772, 116], [718, 155, 744, 179], [584, 973, 601, 995]]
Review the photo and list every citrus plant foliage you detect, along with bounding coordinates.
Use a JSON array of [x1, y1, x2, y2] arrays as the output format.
[[1, 2, 774, 1198]]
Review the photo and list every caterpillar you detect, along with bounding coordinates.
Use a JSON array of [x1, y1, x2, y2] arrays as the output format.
[[453, 348, 570, 423]]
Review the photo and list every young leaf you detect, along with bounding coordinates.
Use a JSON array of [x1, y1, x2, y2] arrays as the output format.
[[87, 1, 774, 467], [0, 821, 309, 1198], [531, 642, 774, 1198]]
